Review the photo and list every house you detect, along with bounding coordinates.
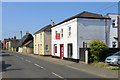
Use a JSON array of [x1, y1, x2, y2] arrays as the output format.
[[0, 40, 2, 50], [5, 36, 21, 51], [51, 11, 111, 62], [107, 13, 120, 48], [18, 32, 33, 53], [22, 40, 33, 54], [3, 39, 9, 50], [34, 24, 53, 55]]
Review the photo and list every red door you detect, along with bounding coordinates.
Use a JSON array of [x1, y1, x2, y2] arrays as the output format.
[[60, 44, 64, 59]]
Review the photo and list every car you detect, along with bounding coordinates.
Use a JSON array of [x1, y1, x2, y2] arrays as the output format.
[[105, 51, 120, 65]]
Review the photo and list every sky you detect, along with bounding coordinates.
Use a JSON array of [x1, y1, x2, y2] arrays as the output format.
[[2, 2, 118, 41]]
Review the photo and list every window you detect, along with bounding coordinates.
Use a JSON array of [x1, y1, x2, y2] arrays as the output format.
[[61, 29, 63, 38], [54, 44, 57, 53], [46, 45, 48, 51], [35, 35, 37, 42], [68, 44, 73, 58], [68, 27, 71, 37], [40, 33, 42, 42], [40, 44, 42, 53], [112, 20, 116, 27], [112, 42, 116, 48], [55, 31, 57, 39]]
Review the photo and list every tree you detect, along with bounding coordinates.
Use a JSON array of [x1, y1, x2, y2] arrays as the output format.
[[88, 40, 108, 62]]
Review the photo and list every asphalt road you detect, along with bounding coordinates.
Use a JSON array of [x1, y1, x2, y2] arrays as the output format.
[[1, 51, 102, 79]]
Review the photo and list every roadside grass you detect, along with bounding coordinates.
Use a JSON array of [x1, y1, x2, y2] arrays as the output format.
[[89, 62, 120, 70]]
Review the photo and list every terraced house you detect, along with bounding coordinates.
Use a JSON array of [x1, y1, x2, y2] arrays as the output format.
[[34, 24, 53, 55]]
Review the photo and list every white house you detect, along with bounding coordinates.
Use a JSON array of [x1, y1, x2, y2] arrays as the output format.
[[51, 11, 111, 62], [107, 13, 120, 48]]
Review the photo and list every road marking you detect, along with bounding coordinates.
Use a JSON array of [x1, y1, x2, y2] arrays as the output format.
[[25, 60, 32, 63], [52, 72, 64, 79], [34, 64, 45, 69]]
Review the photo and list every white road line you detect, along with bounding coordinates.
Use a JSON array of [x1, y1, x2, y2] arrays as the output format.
[[25, 60, 32, 63], [34, 64, 45, 69], [52, 72, 64, 79]]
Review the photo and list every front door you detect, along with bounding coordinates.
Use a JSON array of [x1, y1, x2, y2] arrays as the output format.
[[60, 44, 64, 59]]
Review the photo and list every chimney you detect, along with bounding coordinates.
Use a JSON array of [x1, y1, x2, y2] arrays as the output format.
[[14, 36, 16, 39], [11, 37, 13, 40], [26, 31, 29, 35], [51, 22, 55, 26], [8, 38, 10, 40]]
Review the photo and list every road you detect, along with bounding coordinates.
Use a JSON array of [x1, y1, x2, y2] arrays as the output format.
[[1, 51, 104, 79]]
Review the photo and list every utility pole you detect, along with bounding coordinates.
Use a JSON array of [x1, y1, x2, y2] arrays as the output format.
[[20, 31, 22, 39]]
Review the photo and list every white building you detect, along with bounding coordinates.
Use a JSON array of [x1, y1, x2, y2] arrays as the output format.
[[107, 13, 120, 48], [51, 11, 111, 62]]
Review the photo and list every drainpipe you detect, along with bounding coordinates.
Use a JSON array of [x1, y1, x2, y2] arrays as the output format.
[[117, 16, 119, 48], [105, 19, 107, 45]]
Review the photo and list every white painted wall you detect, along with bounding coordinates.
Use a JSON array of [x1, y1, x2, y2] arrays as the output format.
[[77, 18, 110, 59], [52, 18, 110, 60], [51, 18, 78, 59], [107, 14, 120, 48]]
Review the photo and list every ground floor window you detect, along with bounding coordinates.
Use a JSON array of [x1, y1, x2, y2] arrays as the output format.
[[46, 45, 48, 51], [54, 44, 57, 54], [68, 43, 73, 58]]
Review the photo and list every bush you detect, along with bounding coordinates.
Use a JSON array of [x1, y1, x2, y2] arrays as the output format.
[[88, 40, 109, 62]]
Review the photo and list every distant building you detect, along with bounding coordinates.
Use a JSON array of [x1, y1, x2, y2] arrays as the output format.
[[3, 39, 9, 49], [0, 40, 2, 50], [23, 40, 33, 54], [5, 36, 21, 51], [34, 24, 53, 55], [107, 13, 120, 48], [51, 11, 110, 62], [18, 32, 33, 53]]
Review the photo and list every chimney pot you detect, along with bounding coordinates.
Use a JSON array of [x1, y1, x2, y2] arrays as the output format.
[[51, 22, 55, 26]]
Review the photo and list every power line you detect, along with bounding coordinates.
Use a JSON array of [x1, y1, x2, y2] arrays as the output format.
[[95, 3, 118, 13]]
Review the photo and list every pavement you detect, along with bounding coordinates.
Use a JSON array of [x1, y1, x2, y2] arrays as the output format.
[[1, 51, 119, 79]]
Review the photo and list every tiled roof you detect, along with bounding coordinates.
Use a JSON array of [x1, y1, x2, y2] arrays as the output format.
[[34, 24, 53, 35], [53, 11, 110, 27], [17, 39, 21, 41], [17, 33, 33, 47], [23, 40, 32, 46]]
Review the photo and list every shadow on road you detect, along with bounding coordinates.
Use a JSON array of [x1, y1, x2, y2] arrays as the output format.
[[2, 61, 23, 72], [0, 54, 13, 57]]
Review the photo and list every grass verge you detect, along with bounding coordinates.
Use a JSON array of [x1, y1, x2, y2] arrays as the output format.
[[89, 62, 120, 70]]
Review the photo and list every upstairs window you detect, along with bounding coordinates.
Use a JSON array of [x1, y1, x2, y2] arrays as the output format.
[[68, 26, 71, 37], [55, 31, 60, 40], [35, 35, 37, 42], [40, 33, 42, 42], [61, 29, 63, 38], [112, 20, 116, 28], [55, 31, 57, 39]]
